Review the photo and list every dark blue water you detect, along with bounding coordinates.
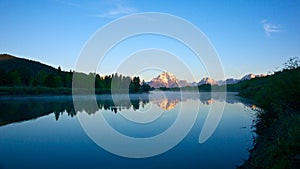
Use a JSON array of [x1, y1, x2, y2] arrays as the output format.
[[0, 92, 255, 169]]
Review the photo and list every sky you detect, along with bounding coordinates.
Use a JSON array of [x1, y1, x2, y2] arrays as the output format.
[[1, 0, 300, 81]]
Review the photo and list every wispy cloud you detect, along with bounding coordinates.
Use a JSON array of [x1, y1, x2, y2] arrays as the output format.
[[55, 0, 137, 19], [261, 19, 281, 37], [96, 3, 137, 18]]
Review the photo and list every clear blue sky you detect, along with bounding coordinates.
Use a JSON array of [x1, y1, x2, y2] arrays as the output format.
[[1, 0, 300, 81]]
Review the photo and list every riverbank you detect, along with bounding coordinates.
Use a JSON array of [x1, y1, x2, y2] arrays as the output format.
[[240, 113, 300, 168], [238, 68, 300, 168]]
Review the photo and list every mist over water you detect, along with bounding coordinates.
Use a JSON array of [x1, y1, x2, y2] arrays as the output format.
[[0, 92, 255, 169]]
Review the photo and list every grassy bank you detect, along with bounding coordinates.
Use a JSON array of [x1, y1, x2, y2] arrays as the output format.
[[237, 68, 300, 169]]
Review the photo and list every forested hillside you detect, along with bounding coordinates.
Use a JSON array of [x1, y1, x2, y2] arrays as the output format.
[[0, 54, 150, 95], [238, 58, 300, 169]]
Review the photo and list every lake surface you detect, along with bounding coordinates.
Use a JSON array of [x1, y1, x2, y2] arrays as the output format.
[[0, 92, 255, 169]]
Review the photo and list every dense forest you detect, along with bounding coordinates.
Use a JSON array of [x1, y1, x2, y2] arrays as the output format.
[[0, 54, 151, 95]]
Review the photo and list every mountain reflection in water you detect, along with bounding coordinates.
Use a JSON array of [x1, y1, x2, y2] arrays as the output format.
[[0, 92, 253, 126]]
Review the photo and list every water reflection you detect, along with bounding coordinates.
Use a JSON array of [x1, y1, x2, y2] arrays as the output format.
[[0, 92, 253, 126], [152, 99, 179, 110], [0, 92, 256, 169]]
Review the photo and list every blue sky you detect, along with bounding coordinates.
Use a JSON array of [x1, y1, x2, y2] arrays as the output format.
[[1, 0, 300, 81]]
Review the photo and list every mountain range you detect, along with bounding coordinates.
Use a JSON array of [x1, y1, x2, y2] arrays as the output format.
[[148, 72, 267, 88], [0, 54, 267, 89]]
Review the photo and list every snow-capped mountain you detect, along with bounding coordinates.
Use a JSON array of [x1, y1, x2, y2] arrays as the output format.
[[148, 72, 180, 88], [217, 78, 240, 85], [240, 73, 266, 81], [189, 82, 199, 87], [148, 72, 267, 88], [178, 80, 190, 87], [198, 77, 217, 85], [217, 74, 267, 85], [240, 74, 257, 81]]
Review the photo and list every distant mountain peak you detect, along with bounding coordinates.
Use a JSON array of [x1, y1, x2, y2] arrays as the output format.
[[158, 72, 177, 80], [198, 77, 217, 85], [148, 72, 180, 88], [148, 72, 268, 88], [241, 73, 267, 81]]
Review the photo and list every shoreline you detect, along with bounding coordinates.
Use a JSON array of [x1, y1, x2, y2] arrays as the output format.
[[237, 68, 300, 168]]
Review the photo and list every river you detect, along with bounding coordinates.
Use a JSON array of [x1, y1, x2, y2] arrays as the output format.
[[0, 92, 255, 169]]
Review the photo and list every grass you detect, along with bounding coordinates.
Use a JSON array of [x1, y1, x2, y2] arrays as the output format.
[[238, 68, 300, 169]]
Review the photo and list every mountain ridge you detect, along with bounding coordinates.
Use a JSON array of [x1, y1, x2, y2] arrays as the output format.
[[0, 53, 59, 75], [148, 72, 267, 88]]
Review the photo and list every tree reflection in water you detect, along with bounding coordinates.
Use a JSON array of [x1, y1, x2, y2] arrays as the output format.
[[0, 92, 255, 126]]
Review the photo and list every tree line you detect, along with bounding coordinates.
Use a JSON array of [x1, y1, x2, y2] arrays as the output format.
[[0, 66, 151, 94]]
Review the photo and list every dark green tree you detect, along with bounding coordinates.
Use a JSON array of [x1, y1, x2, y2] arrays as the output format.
[[33, 71, 47, 87], [7, 70, 22, 86], [283, 56, 299, 70], [0, 68, 8, 86], [130, 77, 141, 93], [45, 74, 63, 88], [141, 80, 151, 92]]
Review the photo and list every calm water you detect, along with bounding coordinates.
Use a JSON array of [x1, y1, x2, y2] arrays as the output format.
[[0, 92, 255, 169]]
